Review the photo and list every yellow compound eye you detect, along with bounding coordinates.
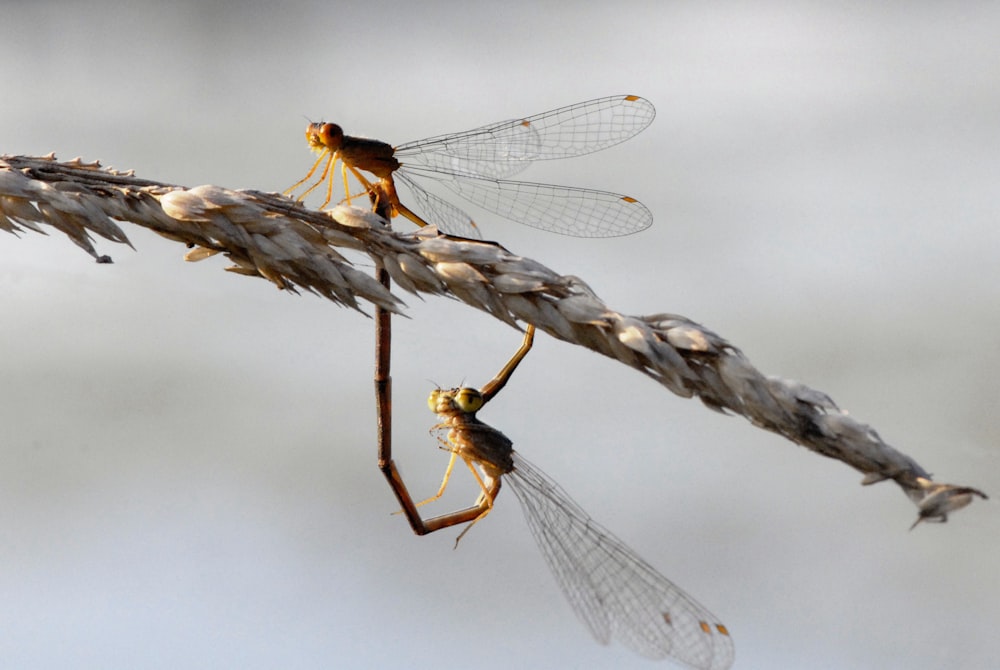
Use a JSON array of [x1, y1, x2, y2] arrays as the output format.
[[427, 389, 446, 412], [453, 387, 484, 413]]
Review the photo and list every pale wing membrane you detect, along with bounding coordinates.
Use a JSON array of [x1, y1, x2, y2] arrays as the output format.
[[396, 95, 656, 164], [400, 119, 542, 180], [394, 172, 481, 239], [506, 453, 734, 670], [391, 96, 655, 237], [403, 166, 652, 237]]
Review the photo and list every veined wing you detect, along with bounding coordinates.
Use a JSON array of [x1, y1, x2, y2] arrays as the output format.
[[506, 453, 734, 669], [398, 165, 651, 238], [393, 172, 481, 239], [396, 95, 655, 181], [399, 119, 542, 181]]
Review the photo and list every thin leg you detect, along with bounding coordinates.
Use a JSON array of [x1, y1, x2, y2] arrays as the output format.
[[346, 165, 376, 203], [283, 151, 330, 196], [341, 162, 353, 206], [410, 450, 459, 508], [451, 457, 500, 546], [322, 154, 338, 208], [298, 152, 337, 204]]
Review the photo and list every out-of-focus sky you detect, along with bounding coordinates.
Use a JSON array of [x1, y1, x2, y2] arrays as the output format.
[[2, 2, 998, 668]]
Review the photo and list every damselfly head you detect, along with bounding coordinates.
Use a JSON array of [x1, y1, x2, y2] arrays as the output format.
[[427, 387, 485, 415], [305, 122, 343, 153]]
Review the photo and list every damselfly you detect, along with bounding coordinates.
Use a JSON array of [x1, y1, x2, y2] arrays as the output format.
[[286, 95, 655, 238], [377, 324, 735, 668]]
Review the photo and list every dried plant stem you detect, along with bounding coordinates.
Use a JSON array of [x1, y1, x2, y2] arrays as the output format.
[[0, 153, 987, 527]]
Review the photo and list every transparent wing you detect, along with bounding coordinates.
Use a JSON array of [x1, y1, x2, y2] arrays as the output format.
[[396, 95, 655, 180], [391, 96, 654, 237], [399, 120, 542, 181], [400, 166, 652, 237], [505, 453, 734, 669], [394, 172, 481, 239]]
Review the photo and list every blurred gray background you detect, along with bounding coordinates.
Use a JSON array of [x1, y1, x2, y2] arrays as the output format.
[[2, 2, 998, 668]]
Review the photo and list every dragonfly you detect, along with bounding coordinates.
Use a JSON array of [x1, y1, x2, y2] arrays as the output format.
[[285, 95, 655, 238], [376, 323, 735, 668]]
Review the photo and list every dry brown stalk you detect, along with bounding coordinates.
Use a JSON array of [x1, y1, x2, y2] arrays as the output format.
[[0, 153, 987, 528]]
